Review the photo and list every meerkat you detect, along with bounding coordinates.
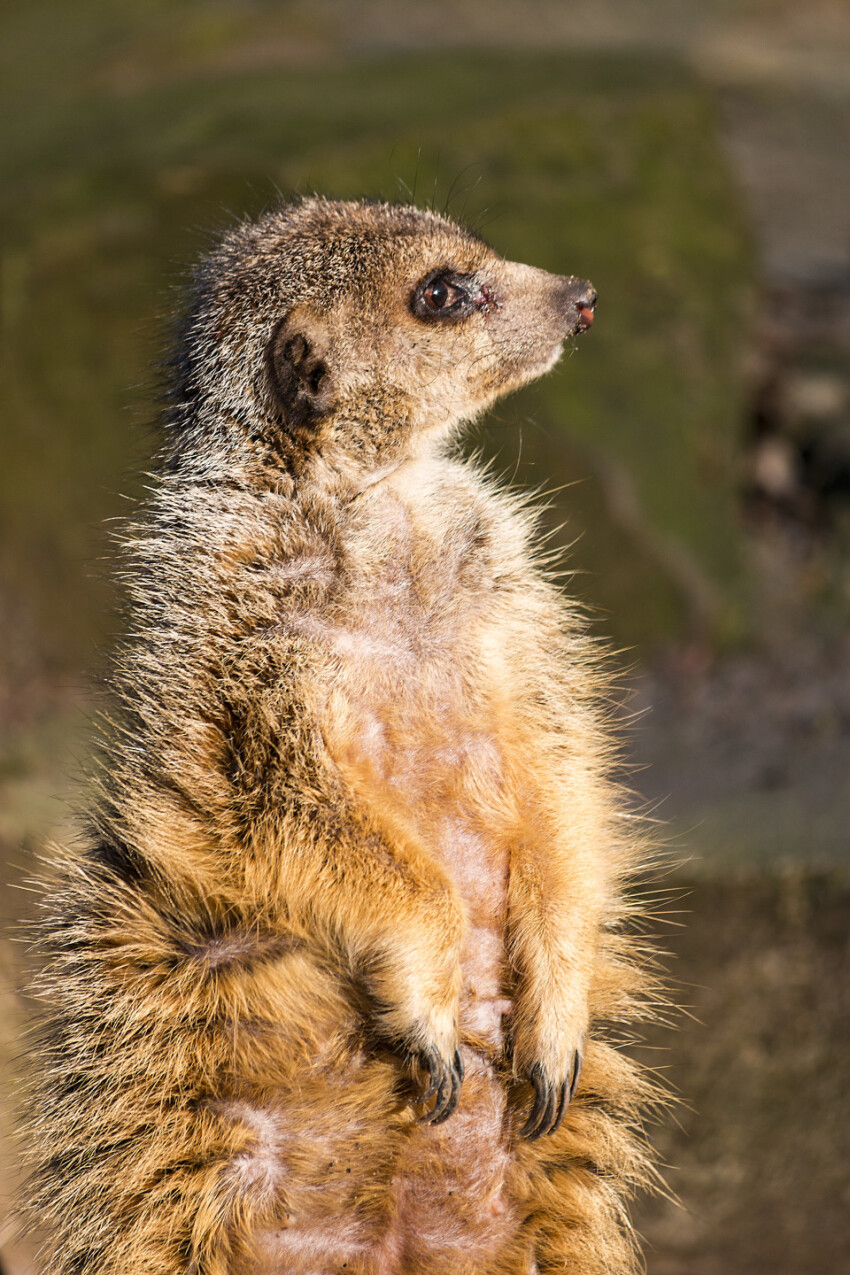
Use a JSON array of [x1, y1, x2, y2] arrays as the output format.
[[28, 198, 663, 1275]]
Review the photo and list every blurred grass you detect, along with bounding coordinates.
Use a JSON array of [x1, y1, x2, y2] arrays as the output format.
[[0, 2, 755, 722]]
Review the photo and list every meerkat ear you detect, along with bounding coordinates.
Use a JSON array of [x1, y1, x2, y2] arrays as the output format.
[[267, 312, 337, 430]]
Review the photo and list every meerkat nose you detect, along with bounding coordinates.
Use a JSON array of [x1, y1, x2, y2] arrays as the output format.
[[575, 286, 597, 332], [558, 277, 597, 334]]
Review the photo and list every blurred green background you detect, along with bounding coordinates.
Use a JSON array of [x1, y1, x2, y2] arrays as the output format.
[[2, 2, 850, 1272]]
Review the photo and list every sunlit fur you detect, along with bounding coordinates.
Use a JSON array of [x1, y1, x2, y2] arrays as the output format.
[[27, 199, 665, 1275]]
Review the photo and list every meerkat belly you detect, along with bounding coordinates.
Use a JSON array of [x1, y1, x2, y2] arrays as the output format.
[[322, 653, 513, 1048], [430, 810, 511, 1048]]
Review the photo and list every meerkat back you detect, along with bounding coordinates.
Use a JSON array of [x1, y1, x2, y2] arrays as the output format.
[[28, 199, 662, 1275]]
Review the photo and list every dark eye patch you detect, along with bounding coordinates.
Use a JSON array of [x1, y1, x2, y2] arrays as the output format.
[[411, 271, 475, 323]]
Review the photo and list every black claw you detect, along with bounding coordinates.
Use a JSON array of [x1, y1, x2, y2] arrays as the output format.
[[420, 1067, 450, 1124], [520, 1063, 548, 1140], [417, 1046, 442, 1104], [521, 1053, 581, 1140], [552, 1080, 569, 1134], [540, 1080, 558, 1139], [416, 1046, 464, 1126], [569, 1049, 583, 1102], [434, 1066, 453, 1122], [430, 1063, 461, 1126]]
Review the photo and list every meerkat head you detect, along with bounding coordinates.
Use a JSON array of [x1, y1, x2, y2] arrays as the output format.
[[172, 199, 595, 479]]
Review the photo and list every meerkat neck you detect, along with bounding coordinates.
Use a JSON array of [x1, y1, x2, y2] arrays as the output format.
[[298, 432, 443, 505]]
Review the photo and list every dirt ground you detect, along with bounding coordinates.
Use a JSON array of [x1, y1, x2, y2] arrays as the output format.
[[633, 869, 850, 1275]]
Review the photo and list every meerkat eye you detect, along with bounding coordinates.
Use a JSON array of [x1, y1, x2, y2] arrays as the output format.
[[412, 272, 473, 322], [424, 280, 451, 309]]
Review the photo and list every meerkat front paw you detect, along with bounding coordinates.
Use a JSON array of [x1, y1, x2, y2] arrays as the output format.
[[520, 1051, 583, 1140], [412, 1044, 465, 1125], [511, 993, 588, 1140], [396, 999, 463, 1124], [365, 937, 465, 1124]]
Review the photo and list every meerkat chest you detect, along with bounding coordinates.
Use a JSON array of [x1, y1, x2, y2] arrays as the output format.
[[305, 493, 510, 916], [323, 529, 495, 770], [327, 497, 494, 727]]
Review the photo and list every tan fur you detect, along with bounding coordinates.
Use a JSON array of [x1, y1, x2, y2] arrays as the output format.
[[26, 199, 665, 1274]]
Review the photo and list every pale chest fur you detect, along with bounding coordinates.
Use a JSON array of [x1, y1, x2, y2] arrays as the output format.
[[292, 472, 519, 1045]]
